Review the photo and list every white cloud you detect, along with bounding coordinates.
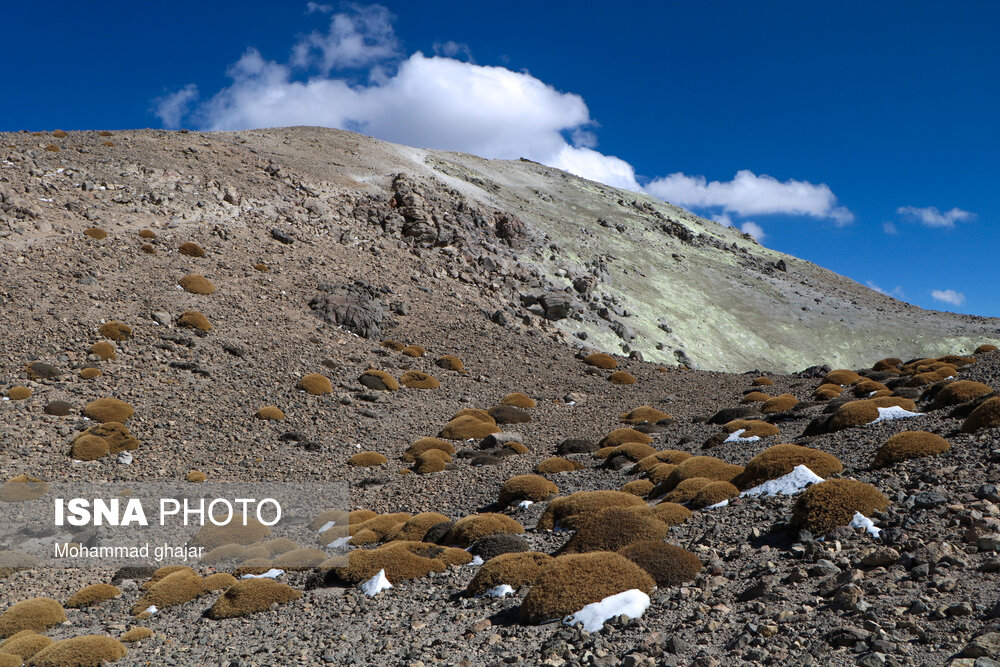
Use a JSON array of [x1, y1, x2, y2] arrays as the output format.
[[305, 2, 332, 13], [647, 170, 853, 224], [153, 84, 199, 129], [433, 41, 474, 62], [867, 281, 905, 299], [291, 4, 398, 73], [931, 289, 965, 306], [740, 221, 765, 240], [882, 221, 898, 235], [897, 205, 974, 228]]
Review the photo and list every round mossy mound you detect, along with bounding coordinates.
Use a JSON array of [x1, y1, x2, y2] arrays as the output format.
[[190, 514, 272, 550], [646, 463, 679, 485], [6, 387, 30, 401], [138, 229, 156, 239], [330, 541, 455, 583], [929, 380, 993, 410], [558, 507, 669, 554], [733, 444, 844, 490], [723, 419, 780, 438], [487, 405, 531, 424], [751, 376, 774, 386], [399, 370, 440, 389], [556, 438, 599, 455], [825, 369, 861, 385], [178, 274, 216, 295], [98, 321, 132, 341], [28, 635, 127, 666], [401, 344, 425, 357], [791, 479, 889, 535], [177, 311, 211, 331], [403, 438, 455, 462], [347, 513, 412, 542], [414, 451, 448, 474], [689, 481, 739, 509], [600, 428, 652, 446], [79, 367, 102, 379], [761, 394, 798, 414], [535, 457, 585, 474], [0, 630, 53, 659], [206, 579, 301, 620], [519, 552, 655, 625], [439, 416, 501, 440], [501, 393, 536, 408], [450, 408, 496, 423], [383, 513, 451, 542], [827, 397, 917, 432], [852, 380, 889, 397], [65, 584, 121, 609], [0, 598, 67, 638], [584, 352, 618, 369], [131, 570, 205, 614], [497, 475, 558, 506], [254, 263, 269, 272], [83, 228, 107, 240], [740, 391, 771, 404], [644, 502, 693, 526], [202, 573, 238, 592], [272, 548, 327, 570], [89, 341, 117, 361], [602, 442, 658, 463], [359, 370, 400, 391], [255, 406, 285, 421], [873, 357, 903, 371], [348, 451, 388, 467], [186, 470, 207, 483], [178, 242, 205, 257], [381, 340, 404, 351], [962, 397, 1000, 433], [656, 457, 744, 496], [661, 477, 712, 503], [620, 406, 672, 424], [466, 551, 553, 596], [617, 541, 703, 587], [632, 451, 686, 475], [0, 475, 50, 502], [44, 400, 71, 416], [82, 398, 133, 423], [445, 514, 524, 547], [24, 362, 60, 380], [297, 373, 332, 395], [975, 344, 999, 354], [608, 371, 636, 385], [621, 479, 655, 497], [468, 534, 530, 561], [435, 355, 466, 374], [504, 441, 529, 455], [873, 431, 950, 468], [536, 490, 646, 531], [68, 435, 110, 461], [813, 384, 844, 399], [120, 627, 153, 643], [72, 422, 139, 454]]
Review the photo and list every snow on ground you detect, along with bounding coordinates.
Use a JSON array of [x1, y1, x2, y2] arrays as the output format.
[[326, 536, 351, 548], [484, 585, 514, 598], [724, 428, 761, 444], [564, 590, 651, 632], [360, 569, 393, 596], [868, 406, 924, 424], [470, 555, 484, 566], [704, 499, 730, 509], [518, 500, 534, 508], [315, 520, 336, 533], [850, 512, 883, 538], [240, 568, 285, 579], [741, 465, 824, 498]]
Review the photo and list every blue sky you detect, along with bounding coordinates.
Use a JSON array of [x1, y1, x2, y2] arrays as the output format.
[[3, 2, 997, 316]]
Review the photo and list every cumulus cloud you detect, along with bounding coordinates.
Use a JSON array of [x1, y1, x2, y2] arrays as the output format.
[[897, 205, 974, 228], [157, 4, 640, 191], [931, 289, 965, 306], [153, 84, 199, 129], [647, 170, 853, 224], [740, 221, 765, 240]]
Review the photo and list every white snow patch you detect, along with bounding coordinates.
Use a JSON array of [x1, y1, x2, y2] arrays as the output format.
[[741, 465, 824, 498], [724, 429, 760, 444], [850, 512, 882, 538], [517, 500, 534, 508], [316, 520, 336, 533], [470, 555, 484, 566], [704, 499, 730, 509], [240, 568, 285, 579], [360, 569, 393, 596], [484, 584, 514, 598], [564, 589, 650, 632], [868, 406, 924, 424], [141, 605, 158, 615], [326, 536, 351, 549]]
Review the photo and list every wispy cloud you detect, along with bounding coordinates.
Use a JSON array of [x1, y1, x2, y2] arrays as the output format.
[[433, 40, 474, 63], [740, 221, 765, 241], [867, 281, 905, 299], [931, 289, 965, 306], [897, 205, 974, 228], [882, 221, 898, 235], [153, 84, 199, 129], [291, 4, 398, 73], [647, 170, 853, 224]]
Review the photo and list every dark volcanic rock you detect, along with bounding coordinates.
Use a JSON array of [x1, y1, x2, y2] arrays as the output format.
[[310, 281, 385, 339]]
